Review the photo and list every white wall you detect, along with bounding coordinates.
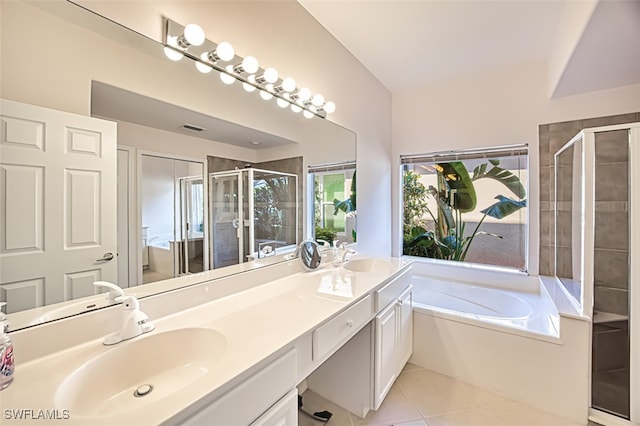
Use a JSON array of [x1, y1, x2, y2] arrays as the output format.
[[392, 58, 640, 274], [0, 0, 391, 257], [140, 155, 175, 240]]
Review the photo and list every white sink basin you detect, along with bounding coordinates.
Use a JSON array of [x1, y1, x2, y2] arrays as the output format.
[[343, 258, 393, 273], [55, 327, 226, 417]]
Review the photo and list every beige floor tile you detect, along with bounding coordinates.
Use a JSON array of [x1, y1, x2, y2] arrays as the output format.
[[397, 368, 484, 418], [351, 384, 422, 426], [426, 408, 506, 426], [489, 403, 583, 426], [457, 381, 516, 407]]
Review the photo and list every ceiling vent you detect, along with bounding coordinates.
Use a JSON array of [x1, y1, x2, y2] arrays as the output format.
[[182, 123, 206, 132]]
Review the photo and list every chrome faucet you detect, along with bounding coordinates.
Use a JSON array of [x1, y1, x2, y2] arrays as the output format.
[[93, 282, 154, 345], [341, 246, 357, 263], [332, 241, 357, 266]]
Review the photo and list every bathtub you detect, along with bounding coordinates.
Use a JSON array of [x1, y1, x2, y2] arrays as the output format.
[[409, 266, 590, 423], [411, 275, 560, 340], [147, 239, 176, 276]]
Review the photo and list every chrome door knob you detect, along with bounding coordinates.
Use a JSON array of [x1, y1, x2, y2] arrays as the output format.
[[96, 252, 114, 262]]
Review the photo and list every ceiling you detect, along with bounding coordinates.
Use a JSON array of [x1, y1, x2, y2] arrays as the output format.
[[298, 0, 640, 97], [91, 82, 296, 149]]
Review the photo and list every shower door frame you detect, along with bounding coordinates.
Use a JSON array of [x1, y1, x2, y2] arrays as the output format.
[[630, 125, 639, 424], [209, 170, 245, 268], [578, 123, 640, 426]]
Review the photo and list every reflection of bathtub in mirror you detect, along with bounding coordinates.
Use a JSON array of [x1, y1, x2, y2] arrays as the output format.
[[146, 240, 174, 282], [144, 234, 205, 283]]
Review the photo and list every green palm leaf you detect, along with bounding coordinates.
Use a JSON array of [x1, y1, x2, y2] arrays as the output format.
[[472, 161, 526, 199], [480, 195, 527, 219], [437, 162, 476, 212]]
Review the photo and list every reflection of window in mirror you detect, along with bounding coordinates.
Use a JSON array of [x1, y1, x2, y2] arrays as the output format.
[[309, 162, 356, 245]]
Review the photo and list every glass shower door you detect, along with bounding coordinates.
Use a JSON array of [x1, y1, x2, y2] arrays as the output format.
[[210, 171, 243, 268], [556, 123, 640, 425]]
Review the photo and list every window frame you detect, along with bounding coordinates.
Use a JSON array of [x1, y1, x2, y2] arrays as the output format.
[[399, 144, 530, 274], [308, 161, 356, 242]]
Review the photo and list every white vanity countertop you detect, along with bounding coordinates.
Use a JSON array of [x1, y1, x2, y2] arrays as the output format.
[[2, 257, 411, 425]]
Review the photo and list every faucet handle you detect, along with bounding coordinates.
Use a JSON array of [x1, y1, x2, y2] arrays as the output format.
[[118, 295, 140, 310], [93, 281, 125, 302]]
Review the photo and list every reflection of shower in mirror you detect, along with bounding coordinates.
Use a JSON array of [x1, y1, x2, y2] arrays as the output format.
[[209, 168, 298, 268]]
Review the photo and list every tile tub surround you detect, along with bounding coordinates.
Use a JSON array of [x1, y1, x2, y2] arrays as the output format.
[[538, 112, 639, 276], [4, 257, 411, 425], [300, 363, 585, 426]]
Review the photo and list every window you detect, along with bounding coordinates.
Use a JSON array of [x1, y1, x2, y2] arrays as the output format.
[[401, 145, 528, 271], [309, 162, 356, 244]]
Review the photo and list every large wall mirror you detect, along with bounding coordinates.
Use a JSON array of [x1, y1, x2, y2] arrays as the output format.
[[0, 0, 356, 330]]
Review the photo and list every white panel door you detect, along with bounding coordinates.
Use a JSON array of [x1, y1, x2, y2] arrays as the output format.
[[0, 98, 117, 313]]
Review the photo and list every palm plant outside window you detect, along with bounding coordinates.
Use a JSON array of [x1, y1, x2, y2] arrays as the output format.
[[401, 145, 528, 271]]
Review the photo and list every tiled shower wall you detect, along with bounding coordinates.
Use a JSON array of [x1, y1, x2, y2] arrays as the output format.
[[538, 112, 640, 279], [594, 130, 630, 316]]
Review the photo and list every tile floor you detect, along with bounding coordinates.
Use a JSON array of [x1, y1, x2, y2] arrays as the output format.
[[299, 363, 586, 426]]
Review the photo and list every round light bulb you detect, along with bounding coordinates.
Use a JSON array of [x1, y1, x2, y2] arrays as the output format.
[[263, 67, 279, 84], [291, 104, 302, 113], [298, 87, 311, 101], [196, 53, 213, 73], [276, 98, 289, 108], [243, 75, 257, 92], [220, 65, 236, 85], [323, 101, 336, 114], [184, 24, 205, 46], [164, 46, 183, 61], [216, 42, 235, 61], [303, 110, 314, 119], [281, 77, 296, 93], [241, 56, 259, 74], [312, 94, 325, 107], [259, 90, 273, 101]]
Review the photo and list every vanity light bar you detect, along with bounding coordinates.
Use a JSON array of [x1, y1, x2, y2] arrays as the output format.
[[163, 18, 335, 119]]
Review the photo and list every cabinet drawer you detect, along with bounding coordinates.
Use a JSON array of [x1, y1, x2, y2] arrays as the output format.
[[313, 294, 372, 360], [181, 349, 297, 425], [375, 267, 411, 311]]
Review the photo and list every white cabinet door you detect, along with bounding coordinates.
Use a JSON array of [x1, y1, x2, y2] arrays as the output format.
[[374, 287, 413, 410], [397, 288, 413, 369], [251, 389, 298, 426], [0, 99, 117, 312], [374, 301, 398, 409]]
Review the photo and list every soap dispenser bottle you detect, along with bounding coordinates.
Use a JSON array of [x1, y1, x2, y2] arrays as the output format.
[[0, 302, 15, 390]]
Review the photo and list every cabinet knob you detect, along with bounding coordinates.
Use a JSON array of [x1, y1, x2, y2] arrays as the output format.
[[397, 299, 405, 306], [346, 319, 354, 328]]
